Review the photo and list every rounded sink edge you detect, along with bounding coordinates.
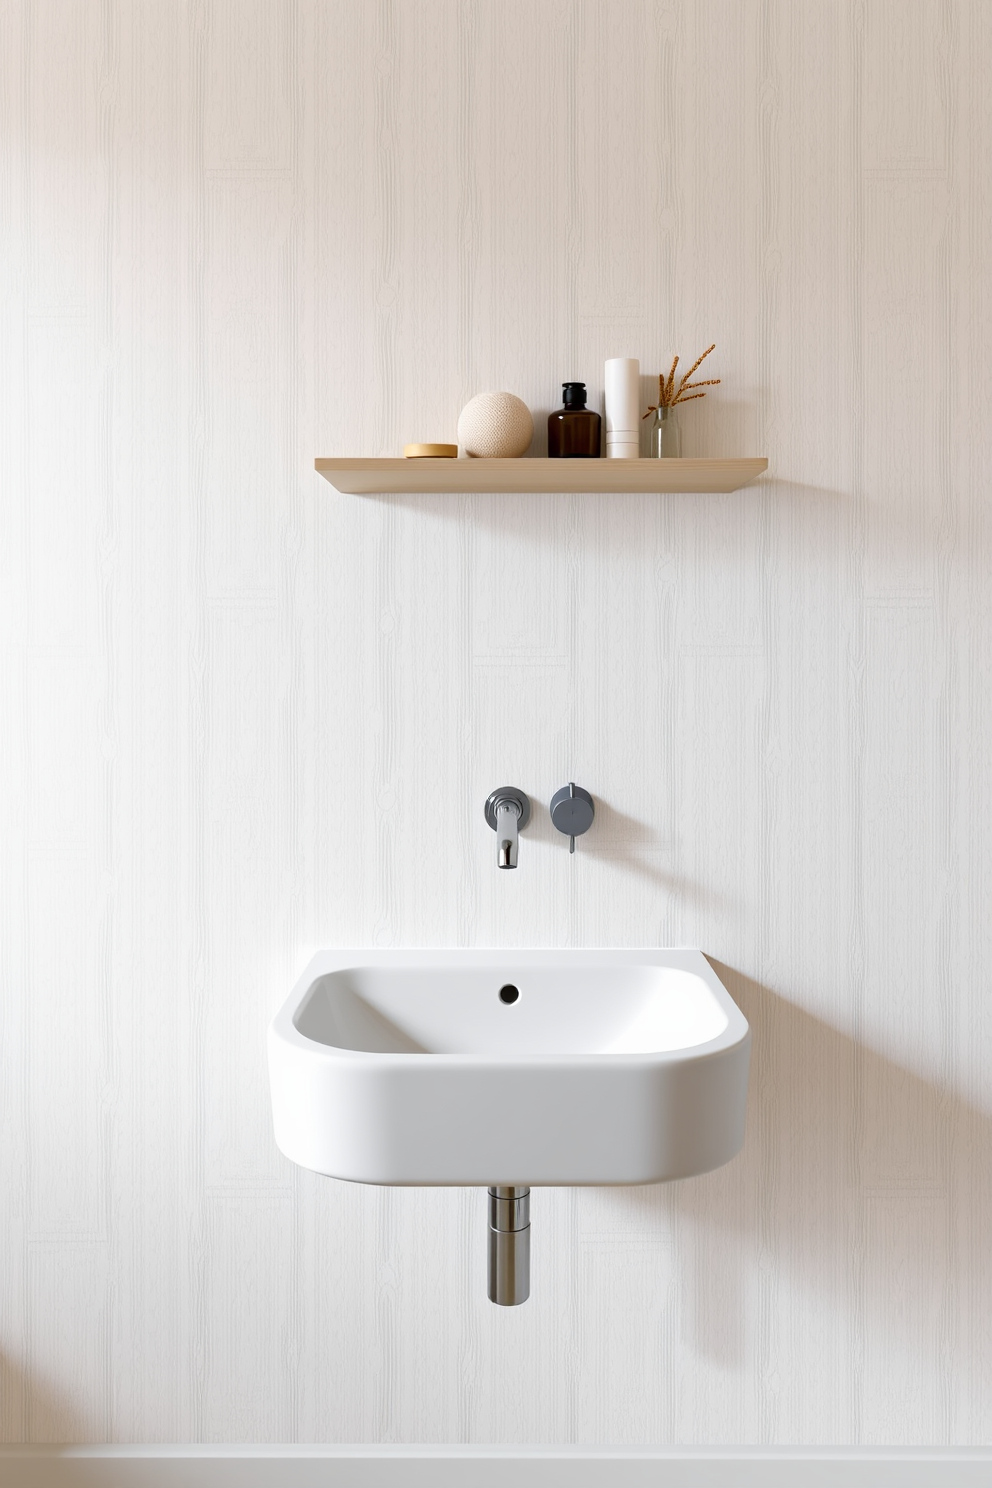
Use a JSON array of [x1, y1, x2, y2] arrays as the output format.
[[269, 1155, 748, 1188]]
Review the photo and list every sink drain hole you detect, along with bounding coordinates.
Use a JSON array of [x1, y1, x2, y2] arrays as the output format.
[[498, 984, 519, 1005]]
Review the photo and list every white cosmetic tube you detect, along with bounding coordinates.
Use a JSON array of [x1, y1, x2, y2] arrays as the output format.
[[604, 357, 640, 458]]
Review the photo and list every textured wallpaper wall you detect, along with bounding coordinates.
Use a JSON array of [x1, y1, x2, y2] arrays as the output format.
[[2, 0, 991, 1446]]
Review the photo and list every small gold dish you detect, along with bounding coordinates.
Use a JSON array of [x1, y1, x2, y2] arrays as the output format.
[[403, 442, 458, 458]]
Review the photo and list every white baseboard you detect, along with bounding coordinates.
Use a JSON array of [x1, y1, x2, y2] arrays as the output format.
[[2, 1446, 991, 1488]]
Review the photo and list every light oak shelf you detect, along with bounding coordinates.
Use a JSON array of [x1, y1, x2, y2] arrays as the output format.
[[315, 456, 768, 496]]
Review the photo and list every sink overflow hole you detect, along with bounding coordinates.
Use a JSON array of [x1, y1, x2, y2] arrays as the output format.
[[499, 984, 520, 1005]]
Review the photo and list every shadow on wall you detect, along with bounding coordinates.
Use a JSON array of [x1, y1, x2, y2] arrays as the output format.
[[615, 963, 992, 1375], [584, 798, 730, 910], [0, 1348, 93, 1443], [322, 476, 841, 550]]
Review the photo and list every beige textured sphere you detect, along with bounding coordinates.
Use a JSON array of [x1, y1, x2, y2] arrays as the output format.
[[457, 391, 534, 458]]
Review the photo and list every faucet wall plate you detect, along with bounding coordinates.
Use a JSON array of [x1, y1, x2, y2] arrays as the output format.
[[550, 783, 594, 851], [484, 787, 531, 833]]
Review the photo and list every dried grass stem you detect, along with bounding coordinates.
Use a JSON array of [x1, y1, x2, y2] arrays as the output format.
[[643, 343, 721, 416]]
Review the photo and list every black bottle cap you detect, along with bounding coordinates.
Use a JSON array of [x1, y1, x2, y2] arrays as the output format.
[[562, 382, 587, 408]]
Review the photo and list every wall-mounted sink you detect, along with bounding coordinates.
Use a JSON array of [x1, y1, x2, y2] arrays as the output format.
[[268, 949, 750, 1188]]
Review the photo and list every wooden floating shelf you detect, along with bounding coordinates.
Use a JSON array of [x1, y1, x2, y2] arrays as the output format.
[[315, 456, 768, 496]]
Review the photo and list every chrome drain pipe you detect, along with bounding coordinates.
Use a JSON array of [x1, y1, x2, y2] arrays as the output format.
[[487, 1186, 530, 1306]]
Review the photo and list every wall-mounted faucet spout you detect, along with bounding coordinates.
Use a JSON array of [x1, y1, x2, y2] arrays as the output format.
[[496, 799, 520, 868], [484, 787, 531, 870]]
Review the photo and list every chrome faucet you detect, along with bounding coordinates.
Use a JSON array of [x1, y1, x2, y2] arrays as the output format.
[[484, 788, 531, 869]]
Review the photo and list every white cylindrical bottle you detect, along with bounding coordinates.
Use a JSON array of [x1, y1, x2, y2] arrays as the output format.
[[604, 357, 640, 458]]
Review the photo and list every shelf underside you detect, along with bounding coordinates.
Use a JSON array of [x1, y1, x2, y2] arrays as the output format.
[[315, 457, 768, 496]]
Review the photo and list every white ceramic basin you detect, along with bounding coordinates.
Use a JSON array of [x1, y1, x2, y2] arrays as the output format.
[[268, 949, 750, 1186]]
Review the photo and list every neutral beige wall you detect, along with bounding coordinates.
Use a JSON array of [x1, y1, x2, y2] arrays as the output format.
[[2, 0, 991, 1446]]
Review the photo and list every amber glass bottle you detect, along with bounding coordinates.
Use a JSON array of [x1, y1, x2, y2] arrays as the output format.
[[548, 382, 601, 457]]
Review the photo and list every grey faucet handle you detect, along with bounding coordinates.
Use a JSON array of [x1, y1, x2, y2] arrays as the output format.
[[549, 782, 594, 853], [485, 788, 531, 870]]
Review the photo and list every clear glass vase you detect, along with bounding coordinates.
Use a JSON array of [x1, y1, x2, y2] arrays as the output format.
[[647, 404, 682, 458]]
